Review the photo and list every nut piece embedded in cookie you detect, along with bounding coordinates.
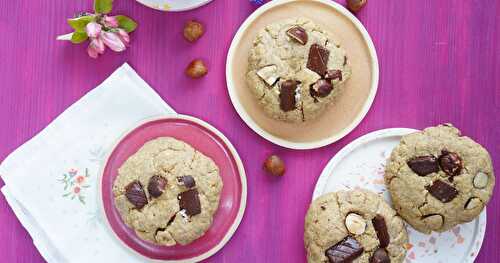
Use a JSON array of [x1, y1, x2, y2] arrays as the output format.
[[370, 248, 390, 263], [307, 44, 330, 76], [345, 213, 366, 235], [125, 181, 148, 209], [147, 175, 168, 198], [178, 189, 201, 216], [286, 26, 308, 45], [465, 197, 482, 210], [372, 215, 390, 248], [279, 80, 299, 111], [426, 179, 458, 203], [438, 150, 462, 177], [256, 65, 279, 86], [422, 214, 444, 230], [325, 236, 364, 263], [310, 79, 333, 98], [264, 155, 285, 176], [407, 155, 439, 176], [177, 175, 196, 188], [473, 172, 488, 189]]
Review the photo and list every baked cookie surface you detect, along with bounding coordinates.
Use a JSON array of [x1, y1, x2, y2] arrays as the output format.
[[246, 17, 351, 123], [112, 137, 223, 246], [385, 124, 495, 234], [304, 189, 408, 263]]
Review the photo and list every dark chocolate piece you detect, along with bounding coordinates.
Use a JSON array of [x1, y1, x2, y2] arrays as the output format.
[[370, 248, 390, 263], [407, 156, 439, 176], [286, 26, 308, 45], [279, 80, 298, 112], [372, 215, 390, 248], [325, 236, 363, 263], [178, 189, 201, 216], [125, 181, 148, 209], [438, 150, 462, 177], [307, 44, 330, 76], [426, 179, 459, 203], [310, 79, 333, 98], [177, 175, 196, 188], [325, 69, 342, 81], [147, 175, 167, 198]]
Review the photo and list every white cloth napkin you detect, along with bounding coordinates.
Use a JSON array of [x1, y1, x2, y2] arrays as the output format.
[[0, 63, 176, 262]]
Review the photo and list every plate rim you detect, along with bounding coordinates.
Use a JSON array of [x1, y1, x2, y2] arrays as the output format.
[[135, 0, 212, 12], [312, 127, 487, 263], [98, 114, 248, 263], [225, 0, 380, 150]]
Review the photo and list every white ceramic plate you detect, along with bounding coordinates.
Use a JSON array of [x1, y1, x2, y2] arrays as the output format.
[[313, 128, 486, 263], [226, 0, 379, 149], [135, 0, 212, 12]]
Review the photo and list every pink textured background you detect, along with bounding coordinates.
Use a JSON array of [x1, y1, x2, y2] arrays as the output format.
[[0, 0, 498, 262]]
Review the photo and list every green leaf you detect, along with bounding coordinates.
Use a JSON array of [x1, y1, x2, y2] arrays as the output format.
[[71, 32, 88, 44], [94, 0, 113, 14], [67, 16, 93, 32], [116, 15, 137, 33]]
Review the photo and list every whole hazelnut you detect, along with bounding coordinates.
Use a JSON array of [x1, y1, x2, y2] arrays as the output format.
[[183, 20, 204, 43], [347, 0, 367, 13], [264, 155, 285, 176], [185, 59, 208, 79]]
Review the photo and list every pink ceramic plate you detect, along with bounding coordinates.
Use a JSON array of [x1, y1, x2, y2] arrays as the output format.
[[100, 115, 247, 262]]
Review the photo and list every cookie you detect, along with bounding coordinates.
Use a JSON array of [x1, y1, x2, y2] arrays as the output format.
[[385, 124, 495, 234], [304, 189, 408, 263], [112, 137, 223, 246], [246, 17, 351, 123]]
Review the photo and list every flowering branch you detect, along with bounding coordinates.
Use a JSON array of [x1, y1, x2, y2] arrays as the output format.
[[57, 0, 137, 59]]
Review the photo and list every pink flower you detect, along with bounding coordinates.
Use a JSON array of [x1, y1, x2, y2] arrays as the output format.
[[103, 15, 119, 28], [74, 187, 81, 194], [69, 168, 78, 176], [76, 176, 85, 184], [85, 22, 102, 38], [87, 37, 105, 58], [117, 29, 130, 46], [101, 31, 126, 52]]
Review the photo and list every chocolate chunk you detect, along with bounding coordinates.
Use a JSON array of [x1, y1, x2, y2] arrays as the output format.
[[370, 248, 390, 263], [407, 156, 439, 176], [426, 179, 458, 203], [438, 150, 462, 177], [325, 69, 342, 81], [325, 236, 363, 263], [147, 175, 167, 198], [125, 181, 148, 209], [372, 215, 390, 248], [177, 175, 196, 188], [286, 26, 308, 45], [279, 80, 298, 111], [310, 79, 333, 98], [178, 189, 201, 216], [307, 44, 330, 76]]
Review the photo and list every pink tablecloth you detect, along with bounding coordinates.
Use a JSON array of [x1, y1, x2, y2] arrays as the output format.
[[0, 0, 498, 262]]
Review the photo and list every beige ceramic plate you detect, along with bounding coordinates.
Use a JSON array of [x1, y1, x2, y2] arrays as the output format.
[[226, 0, 379, 149]]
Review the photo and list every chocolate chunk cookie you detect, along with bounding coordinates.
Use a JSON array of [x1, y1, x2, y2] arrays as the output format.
[[385, 124, 495, 234], [246, 17, 351, 123], [112, 137, 223, 246], [304, 189, 408, 263]]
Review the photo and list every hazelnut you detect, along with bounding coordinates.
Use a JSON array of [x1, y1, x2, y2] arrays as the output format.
[[185, 59, 208, 79], [347, 0, 367, 13], [264, 155, 285, 176], [183, 20, 204, 42], [345, 213, 366, 235], [473, 172, 488, 189]]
